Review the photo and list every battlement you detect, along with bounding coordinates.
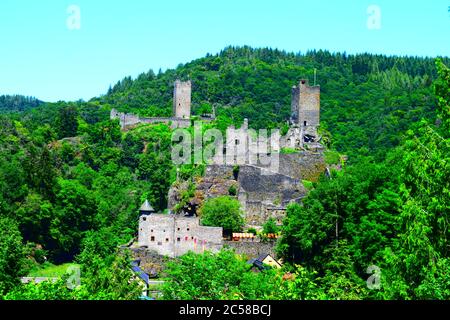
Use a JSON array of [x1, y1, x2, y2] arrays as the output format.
[[174, 79, 192, 88]]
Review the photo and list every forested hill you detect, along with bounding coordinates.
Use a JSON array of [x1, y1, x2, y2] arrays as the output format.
[[97, 46, 448, 161], [1, 47, 449, 300], [0, 95, 43, 113]]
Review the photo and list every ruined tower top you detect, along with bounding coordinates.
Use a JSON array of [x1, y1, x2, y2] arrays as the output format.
[[173, 80, 191, 119], [291, 79, 320, 130]]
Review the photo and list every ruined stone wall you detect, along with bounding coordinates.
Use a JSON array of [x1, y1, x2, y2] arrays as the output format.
[[111, 109, 140, 128], [139, 117, 191, 129], [278, 152, 326, 182], [238, 165, 306, 201], [205, 165, 235, 179], [130, 247, 172, 277], [241, 200, 263, 226], [291, 85, 300, 123], [298, 80, 320, 129], [224, 241, 278, 259], [173, 80, 191, 119], [111, 109, 193, 130], [281, 127, 303, 149], [237, 165, 306, 226], [242, 199, 289, 227]]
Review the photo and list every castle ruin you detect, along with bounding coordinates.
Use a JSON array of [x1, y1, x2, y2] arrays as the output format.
[[111, 80, 209, 129], [127, 76, 329, 262], [173, 80, 191, 119], [284, 79, 322, 150], [167, 78, 325, 229]]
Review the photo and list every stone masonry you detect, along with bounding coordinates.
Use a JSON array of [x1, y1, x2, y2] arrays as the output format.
[[111, 80, 212, 129], [173, 80, 191, 119], [110, 109, 191, 130], [287, 79, 321, 149], [138, 210, 223, 258]]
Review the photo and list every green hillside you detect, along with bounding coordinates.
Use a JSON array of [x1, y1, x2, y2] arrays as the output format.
[[98, 46, 446, 161], [0, 95, 43, 113], [1, 47, 449, 300]]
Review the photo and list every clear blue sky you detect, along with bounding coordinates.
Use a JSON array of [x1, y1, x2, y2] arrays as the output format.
[[0, 0, 449, 102]]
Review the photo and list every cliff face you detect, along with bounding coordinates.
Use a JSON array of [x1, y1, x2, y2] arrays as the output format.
[[167, 150, 326, 228], [278, 152, 327, 182]]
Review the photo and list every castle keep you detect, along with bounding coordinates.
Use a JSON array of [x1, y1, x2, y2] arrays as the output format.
[[291, 79, 320, 129], [173, 80, 191, 119], [285, 79, 321, 149], [111, 80, 207, 129]]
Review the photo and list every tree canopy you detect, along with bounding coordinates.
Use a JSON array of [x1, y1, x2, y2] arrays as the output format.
[[0, 47, 449, 300]]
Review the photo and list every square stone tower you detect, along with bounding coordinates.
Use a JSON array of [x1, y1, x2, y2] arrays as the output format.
[[173, 80, 192, 119], [291, 79, 320, 137]]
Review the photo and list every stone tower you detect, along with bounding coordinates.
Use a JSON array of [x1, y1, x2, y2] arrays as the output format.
[[291, 79, 320, 139], [173, 80, 191, 119]]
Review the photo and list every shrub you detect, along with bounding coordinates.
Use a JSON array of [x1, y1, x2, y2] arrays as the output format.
[[200, 196, 244, 234]]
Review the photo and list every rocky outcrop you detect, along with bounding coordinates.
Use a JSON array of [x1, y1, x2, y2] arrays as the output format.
[[166, 150, 325, 227], [130, 247, 173, 278], [278, 152, 326, 182]]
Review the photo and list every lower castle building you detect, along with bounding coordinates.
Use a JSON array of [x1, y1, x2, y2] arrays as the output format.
[[138, 200, 223, 258]]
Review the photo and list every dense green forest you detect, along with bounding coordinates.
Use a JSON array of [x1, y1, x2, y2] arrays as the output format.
[[0, 47, 449, 299], [100, 46, 448, 161], [0, 95, 43, 113]]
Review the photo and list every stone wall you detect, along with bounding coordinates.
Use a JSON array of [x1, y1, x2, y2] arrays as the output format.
[[129, 247, 172, 277], [291, 85, 300, 122], [224, 240, 278, 259], [237, 164, 306, 225], [138, 214, 223, 258], [243, 201, 287, 227], [166, 151, 325, 227], [278, 152, 326, 182], [129, 240, 278, 277], [298, 80, 320, 129], [111, 109, 140, 128], [141, 117, 192, 129], [110, 109, 194, 130], [173, 80, 191, 119], [205, 165, 235, 179], [238, 165, 305, 196]]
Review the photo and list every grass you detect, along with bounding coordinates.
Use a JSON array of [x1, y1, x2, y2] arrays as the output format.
[[280, 147, 298, 154], [28, 262, 80, 278], [302, 180, 315, 190], [324, 150, 341, 165]]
